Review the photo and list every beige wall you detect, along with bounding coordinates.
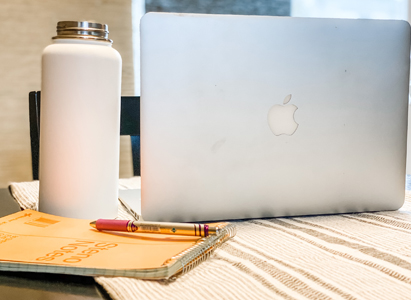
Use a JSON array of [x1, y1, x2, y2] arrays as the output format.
[[0, 0, 135, 188]]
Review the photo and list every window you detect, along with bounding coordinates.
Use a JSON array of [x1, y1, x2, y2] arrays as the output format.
[[291, 0, 408, 20]]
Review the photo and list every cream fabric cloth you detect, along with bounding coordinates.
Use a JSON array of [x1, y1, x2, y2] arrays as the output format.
[[9, 179, 411, 300]]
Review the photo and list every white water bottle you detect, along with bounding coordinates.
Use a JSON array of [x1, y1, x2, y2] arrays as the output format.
[[39, 21, 122, 219]]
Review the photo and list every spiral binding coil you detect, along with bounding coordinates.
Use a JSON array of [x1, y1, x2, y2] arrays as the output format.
[[115, 199, 236, 280], [162, 222, 237, 280]]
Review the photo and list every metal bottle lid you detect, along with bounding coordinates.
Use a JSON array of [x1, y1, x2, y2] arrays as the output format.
[[52, 21, 112, 43]]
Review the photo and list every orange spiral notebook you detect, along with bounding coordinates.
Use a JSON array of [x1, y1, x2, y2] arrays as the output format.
[[0, 210, 236, 279]]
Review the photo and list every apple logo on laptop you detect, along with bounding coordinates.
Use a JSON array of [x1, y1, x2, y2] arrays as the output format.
[[267, 94, 299, 136]]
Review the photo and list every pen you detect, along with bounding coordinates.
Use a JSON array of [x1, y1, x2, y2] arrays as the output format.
[[90, 219, 220, 237]]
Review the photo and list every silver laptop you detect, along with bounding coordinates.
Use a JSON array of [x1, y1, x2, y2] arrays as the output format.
[[140, 12, 410, 222]]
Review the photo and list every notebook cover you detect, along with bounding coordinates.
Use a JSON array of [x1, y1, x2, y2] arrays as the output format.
[[0, 210, 235, 279]]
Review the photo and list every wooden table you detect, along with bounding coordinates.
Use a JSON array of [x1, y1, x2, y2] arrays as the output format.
[[1, 176, 411, 299]]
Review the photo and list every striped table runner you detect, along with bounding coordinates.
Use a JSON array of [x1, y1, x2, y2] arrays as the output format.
[[9, 179, 411, 300]]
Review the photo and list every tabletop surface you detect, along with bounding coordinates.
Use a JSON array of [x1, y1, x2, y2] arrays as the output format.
[[1, 176, 411, 299]]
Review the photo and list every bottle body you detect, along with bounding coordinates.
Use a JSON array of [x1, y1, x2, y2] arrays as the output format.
[[39, 39, 122, 219]]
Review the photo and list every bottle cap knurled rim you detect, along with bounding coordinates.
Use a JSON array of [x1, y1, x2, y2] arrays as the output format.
[[52, 21, 112, 43]]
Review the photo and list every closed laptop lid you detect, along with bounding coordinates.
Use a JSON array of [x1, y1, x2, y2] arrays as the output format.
[[140, 13, 410, 222]]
